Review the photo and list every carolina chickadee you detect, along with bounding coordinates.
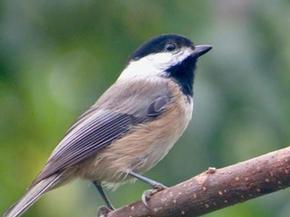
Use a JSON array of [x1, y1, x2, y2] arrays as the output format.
[[4, 34, 212, 217]]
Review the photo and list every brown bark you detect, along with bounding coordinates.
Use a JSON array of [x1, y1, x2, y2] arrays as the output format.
[[104, 146, 290, 217]]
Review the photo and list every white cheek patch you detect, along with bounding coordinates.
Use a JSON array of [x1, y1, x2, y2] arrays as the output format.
[[118, 58, 162, 81], [147, 47, 193, 70], [177, 47, 194, 63], [118, 47, 194, 81], [147, 52, 173, 69]]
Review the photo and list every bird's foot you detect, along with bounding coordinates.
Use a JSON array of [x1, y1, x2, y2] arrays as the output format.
[[97, 206, 113, 217], [142, 183, 167, 208]]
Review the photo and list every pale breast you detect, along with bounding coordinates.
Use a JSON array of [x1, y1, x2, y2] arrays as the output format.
[[79, 80, 193, 185], [137, 89, 193, 173]]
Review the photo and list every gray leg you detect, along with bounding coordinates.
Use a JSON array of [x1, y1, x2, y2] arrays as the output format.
[[128, 171, 167, 189], [93, 181, 114, 210], [128, 171, 167, 207]]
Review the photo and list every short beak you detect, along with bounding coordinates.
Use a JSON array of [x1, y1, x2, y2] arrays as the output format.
[[193, 45, 212, 57]]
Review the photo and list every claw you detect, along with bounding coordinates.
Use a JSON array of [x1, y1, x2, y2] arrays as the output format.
[[97, 206, 113, 217], [141, 184, 167, 208], [142, 189, 155, 208], [152, 183, 167, 190]]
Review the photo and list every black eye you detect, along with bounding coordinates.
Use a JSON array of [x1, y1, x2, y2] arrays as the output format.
[[164, 42, 177, 52]]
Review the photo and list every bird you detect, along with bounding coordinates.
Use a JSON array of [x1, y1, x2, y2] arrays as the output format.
[[3, 34, 212, 217]]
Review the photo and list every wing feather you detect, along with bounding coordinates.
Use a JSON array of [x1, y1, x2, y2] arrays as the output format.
[[33, 80, 172, 184], [35, 110, 137, 182]]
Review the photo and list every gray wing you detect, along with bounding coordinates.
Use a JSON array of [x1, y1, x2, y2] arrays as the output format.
[[34, 83, 171, 183]]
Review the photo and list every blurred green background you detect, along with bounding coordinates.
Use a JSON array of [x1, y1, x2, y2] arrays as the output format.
[[1, 0, 290, 216]]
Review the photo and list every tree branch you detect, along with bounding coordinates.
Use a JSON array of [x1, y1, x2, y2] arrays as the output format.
[[104, 146, 290, 217]]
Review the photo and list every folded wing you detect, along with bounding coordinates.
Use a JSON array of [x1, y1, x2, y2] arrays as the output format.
[[33, 81, 171, 185]]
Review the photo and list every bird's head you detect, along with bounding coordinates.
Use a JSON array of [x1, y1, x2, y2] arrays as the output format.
[[119, 34, 212, 96]]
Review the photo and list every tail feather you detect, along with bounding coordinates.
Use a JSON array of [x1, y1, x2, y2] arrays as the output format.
[[3, 175, 61, 217]]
